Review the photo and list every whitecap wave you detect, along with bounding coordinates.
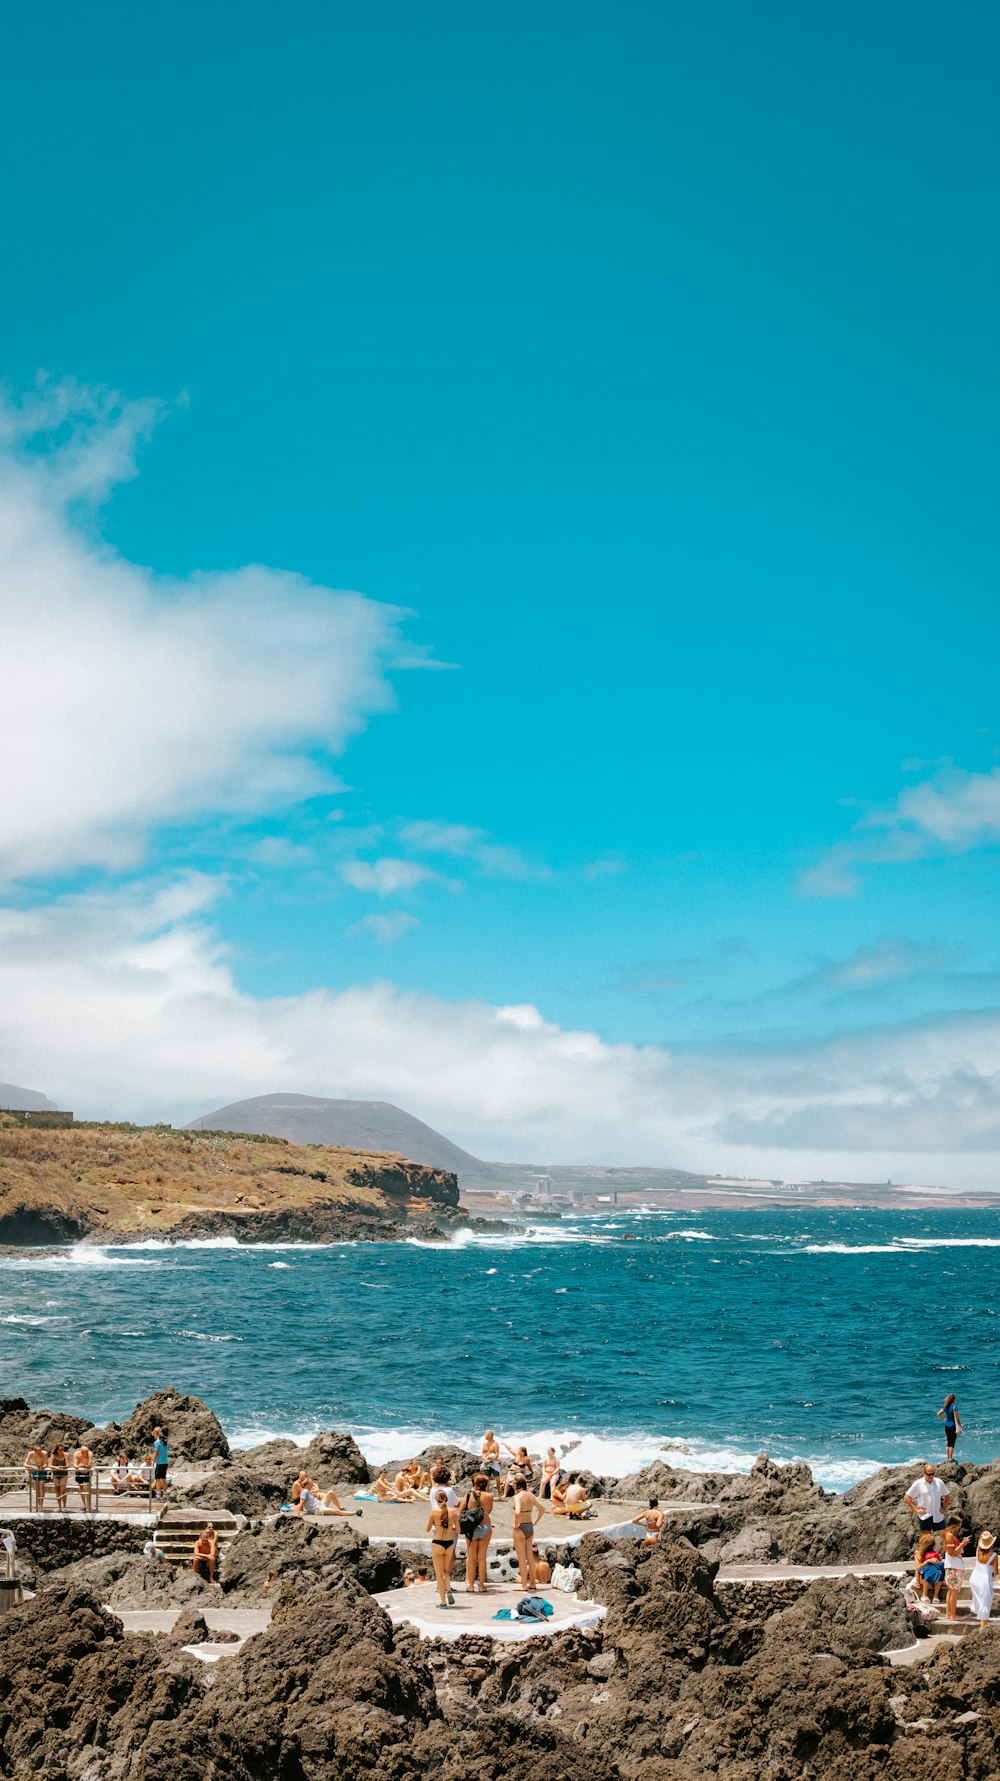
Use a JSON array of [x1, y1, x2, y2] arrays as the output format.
[[220, 1417, 886, 1493]]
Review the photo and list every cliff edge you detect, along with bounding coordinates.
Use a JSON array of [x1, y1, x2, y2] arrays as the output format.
[[0, 1122, 461, 1245]]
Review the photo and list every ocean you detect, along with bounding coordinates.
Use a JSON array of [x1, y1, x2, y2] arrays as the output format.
[[2, 1206, 998, 1490]]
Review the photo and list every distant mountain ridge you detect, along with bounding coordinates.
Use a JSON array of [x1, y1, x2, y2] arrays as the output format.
[[0, 1082, 59, 1111], [186, 1092, 483, 1174]]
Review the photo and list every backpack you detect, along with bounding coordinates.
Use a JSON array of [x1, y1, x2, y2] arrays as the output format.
[[516, 1595, 554, 1620], [458, 1491, 484, 1540]]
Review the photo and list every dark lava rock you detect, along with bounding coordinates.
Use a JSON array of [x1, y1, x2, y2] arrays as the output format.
[[174, 1464, 282, 1516], [220, 1514, 367, 1600], [0, 1584, 203, 1777], [377, 1441, 481, 1485], [98, 1388, 230, 1462], [0, 1395, 95, 1466], [169, 1606, 211, 1647], [766, 1571, 915, 1657]]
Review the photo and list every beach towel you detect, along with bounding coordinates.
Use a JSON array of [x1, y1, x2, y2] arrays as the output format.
[[353, 1491, 378, 1500]]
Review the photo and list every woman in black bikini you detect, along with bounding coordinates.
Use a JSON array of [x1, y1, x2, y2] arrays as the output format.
[[425, 1488, 459, 1608], [461, 1472, 494, 1595], [49, 1444, 69, 1511], [511, 1476, 546, 1589]]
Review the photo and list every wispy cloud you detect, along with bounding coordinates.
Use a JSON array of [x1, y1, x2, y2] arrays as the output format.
[[400, 819, 548, 881], [799, 763, 1000, 898], [340, 857, 456, 896], [347, 910, 420, 945]]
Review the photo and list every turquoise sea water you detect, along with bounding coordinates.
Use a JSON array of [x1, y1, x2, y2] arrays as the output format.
[[2, 1207, 999, 1490]]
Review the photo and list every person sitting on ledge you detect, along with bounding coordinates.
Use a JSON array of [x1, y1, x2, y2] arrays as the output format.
[[632, 1498, 665, 1545], [549, 1471, 568, 1512], [110, 1456, 131, 1496], [499, 1445, 533, 1497], [192, 1522, 218, 1582], [392, 1468, 421, 1501]]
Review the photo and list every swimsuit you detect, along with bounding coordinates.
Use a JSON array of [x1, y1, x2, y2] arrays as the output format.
[[432, 1536, 454, 1548]]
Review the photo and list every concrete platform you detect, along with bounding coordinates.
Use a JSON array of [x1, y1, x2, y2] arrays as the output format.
[[107, 1604, 271, 1660], [374, 1578, 605, 1642], [335, 1494, 652, 1545]]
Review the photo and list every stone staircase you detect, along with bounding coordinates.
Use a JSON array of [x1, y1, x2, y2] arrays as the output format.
[[918, 1579, 992, 1636], [153, 1509, 242, 1567]]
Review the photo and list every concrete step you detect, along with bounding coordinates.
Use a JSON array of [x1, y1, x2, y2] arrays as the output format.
[[153, 1510, 240, 1565]]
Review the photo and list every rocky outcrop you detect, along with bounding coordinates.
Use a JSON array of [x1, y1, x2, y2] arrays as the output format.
[[0, 1124, 465, 1247], [100, 1390, 230, 1462]]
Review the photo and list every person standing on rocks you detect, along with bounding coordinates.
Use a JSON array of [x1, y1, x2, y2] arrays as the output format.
[[152, 1427, 169, 1499], [943, 1520, 969, 1622], [970, 1530, 998, 1627], [937, 1394, 963, 1461], [904, 1463, 949, 1535]]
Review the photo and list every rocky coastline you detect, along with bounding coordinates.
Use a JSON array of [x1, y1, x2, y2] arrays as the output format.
[[4, 1390, 1000, 1774], [0, 1124, 468, 1246]]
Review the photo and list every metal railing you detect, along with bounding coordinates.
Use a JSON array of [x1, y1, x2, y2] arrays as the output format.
[[0, 1463, 159, 1514]]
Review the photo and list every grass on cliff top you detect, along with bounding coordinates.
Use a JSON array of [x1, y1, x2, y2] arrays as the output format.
[[0, 1122, 430, 1233]]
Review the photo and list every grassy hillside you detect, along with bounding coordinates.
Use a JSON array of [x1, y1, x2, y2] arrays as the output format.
[[0, 1121, 459, 1243]]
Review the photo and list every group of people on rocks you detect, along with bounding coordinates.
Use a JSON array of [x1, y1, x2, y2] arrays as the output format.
[[22, 1428, 170, 1511], [904, 1429, 999, 1628]]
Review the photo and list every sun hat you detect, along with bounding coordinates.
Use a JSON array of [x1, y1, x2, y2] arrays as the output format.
[[979, 1531, 996, 1550]]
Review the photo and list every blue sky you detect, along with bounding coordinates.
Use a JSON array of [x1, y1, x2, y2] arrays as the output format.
[[1, 3, 999, 1180]]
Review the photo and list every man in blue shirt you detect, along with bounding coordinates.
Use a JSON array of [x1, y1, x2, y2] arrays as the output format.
[[152, 1428, 169, 1498]]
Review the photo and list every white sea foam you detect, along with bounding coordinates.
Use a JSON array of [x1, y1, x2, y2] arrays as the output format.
[[221, 1417, 886, 1492], [0, 1244, 164, 1271], [0, 1312, 56, 1325], [804, 1238, 1000, 1255], [269, 1261, 291, 1269], [171, 1329, 244, 1343]]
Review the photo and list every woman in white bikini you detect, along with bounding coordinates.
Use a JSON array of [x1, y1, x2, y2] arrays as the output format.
[[426, 1489, 460, 1608], [540, 1447, 560, 1498], [511, 1476, 546, 1590]]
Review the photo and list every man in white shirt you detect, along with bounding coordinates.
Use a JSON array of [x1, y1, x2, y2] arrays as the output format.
[[904, 1463, 950, 1533]]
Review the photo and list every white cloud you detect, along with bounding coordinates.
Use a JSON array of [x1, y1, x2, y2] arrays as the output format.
[[400, 819, 546, 880], [3, 876, 1000, 1187], [340, 858, 451, 895], [800, 764, 1000, 897], [0, 383, 418, 880], [347, 911, 420, 945]]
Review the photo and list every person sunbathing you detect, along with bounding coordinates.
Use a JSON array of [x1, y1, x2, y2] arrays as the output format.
[[318, 1488, 358, 1518], [372, 1471, 411, 1503], [549, 1473, 568, 1512], [552, 1473, 590, 1517], [391, 1469, 423, 1501]]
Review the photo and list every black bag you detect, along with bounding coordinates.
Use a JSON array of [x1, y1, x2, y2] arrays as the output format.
[[459, 1491, 484, 1539]]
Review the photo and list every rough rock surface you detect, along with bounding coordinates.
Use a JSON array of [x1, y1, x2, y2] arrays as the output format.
[[99, 1389, 231, 1462], [12, 1535, 1000, 1777]]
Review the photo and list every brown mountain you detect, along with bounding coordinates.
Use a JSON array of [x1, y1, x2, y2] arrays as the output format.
[[186, 1092, 483, 1174]]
